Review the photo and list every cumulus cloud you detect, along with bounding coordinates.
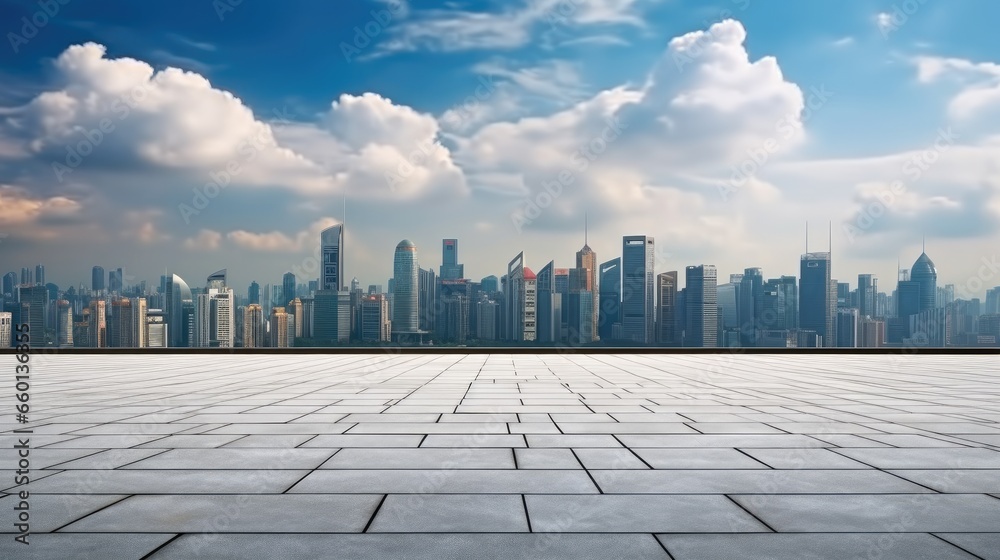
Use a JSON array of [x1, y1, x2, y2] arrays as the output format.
[[913, 55, 1000, 119], [0, 43, 334, 194]]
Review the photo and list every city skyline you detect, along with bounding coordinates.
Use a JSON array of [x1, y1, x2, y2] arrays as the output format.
[[2, 2, 1000, 298]]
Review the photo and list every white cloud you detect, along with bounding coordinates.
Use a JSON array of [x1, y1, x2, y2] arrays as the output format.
[[227, 217, 341, 253], [913, 55, 1000, 119]]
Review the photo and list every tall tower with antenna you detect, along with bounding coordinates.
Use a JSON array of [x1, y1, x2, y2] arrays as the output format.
[[576, 212, 599, 341]]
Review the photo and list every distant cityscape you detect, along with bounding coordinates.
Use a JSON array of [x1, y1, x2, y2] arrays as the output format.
[[3, 224, 1000, 349]]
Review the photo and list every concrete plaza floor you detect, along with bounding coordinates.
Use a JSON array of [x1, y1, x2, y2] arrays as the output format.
[[2, 353, 999, 559]]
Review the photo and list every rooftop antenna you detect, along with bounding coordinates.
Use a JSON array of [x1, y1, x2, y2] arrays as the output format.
[[922, 234, 926, 254], [584, 211, 588, 246]]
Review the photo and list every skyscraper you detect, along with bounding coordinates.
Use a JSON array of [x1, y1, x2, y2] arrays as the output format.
[[858, 274, 878, 319], [392, 239, 420, 336], [269, 307, 289, 348], [565, 290, 594, 345], [481, 276, 499, 295], [361, 294, 392, 342], [656, 272, 678, 345], [505, 252, 526, 341], [194, 288, 233, 348], [321, 225, 345, 292], [2, 272, 16, 297], [800, 252, 834, 347], [536, 261, 560, 343], [440, 239, 464, 280], [282, 272, 296, 307], [88, 299, 107, 348], [739, 268, 764, 346], [419, 267, 437, 333], [57, 299, 73, 348], [243, 304, 264, 348], [92, 266, 106, 293], [911, 251, 938, 312], [165, 274, 194, 348], [621, 236, 655, 344], [313, 290, 351, 343], [18, 285, 47, 343], [35, 265, 45, 286], [685, 265, 718, 348], [248, 281, 260, 305], [523, 268, 537, 342], [598, 258, 621, 341], [576, 226, 599, 341], [207, 269, 227, 290]]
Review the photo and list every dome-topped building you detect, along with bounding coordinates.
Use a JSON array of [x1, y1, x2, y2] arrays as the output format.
[[910, 251, 938, 313]]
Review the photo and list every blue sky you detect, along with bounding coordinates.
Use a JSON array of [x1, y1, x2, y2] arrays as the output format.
[[1, 0, 999, 296]]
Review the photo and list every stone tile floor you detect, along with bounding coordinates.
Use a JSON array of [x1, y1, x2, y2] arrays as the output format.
[[1, 353, 999, 559]]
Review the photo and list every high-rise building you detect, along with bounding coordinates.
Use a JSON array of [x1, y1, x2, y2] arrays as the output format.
[[269, 307, 289, 348], [858, 274, 878, 318], [109, 267, 125, 294], [739, 268, 764, 346], [437, 279, 472, 342], [800, 252, 834, 347], [476, 300, 499, 340], [165, 274, 194, 348], [685, 265, 718, 347], [321, 225, 345, 292], [911, 251, 938, 312], [859, 317, 885, 348], [536, 261, 561, 343], [290, 298, 303, 340], [18, 285, 47, 344], [565, 290, 594, 345], [108, 298, 147, 348], [88, 299, 107, 348], [717, 281, 739, 342], [481, 276, 499, 296], [505, 252, 526, 341], [656, 272, 678, 345], [576, 233, 599, 342], [248, 281, 260, 305], [598, 258, 621, 341], [837, 282, 851, 309], [440, 239, 465, 280], [35, 265, 45, 286], [281, 272, 296, 308], [57, 299, 73, 348], [360, 294, 392, 342], [146, 309, 168, 348], [836, 308, 859, 348], [523, 268, 537, 342], [0, 312, 11, 348], [2, 272, 16, 297], [986, 287, 1000, 315], [20, 267, 33, 286], [207, 269, 227, 290], [419, 267, 437, 333], [621, 236, 655, 344], [243, 304, 265, 348], [392, 240, 420, 336], [313, 290, 351, 343]]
